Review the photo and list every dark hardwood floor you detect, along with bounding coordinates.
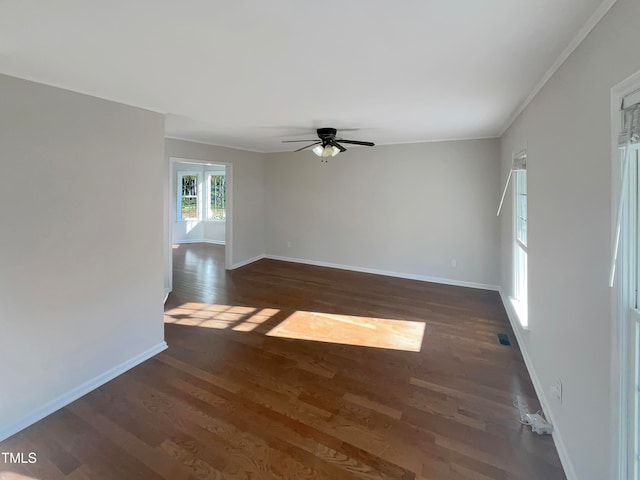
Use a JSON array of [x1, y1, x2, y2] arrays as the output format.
[[0, 243, 565, 479]]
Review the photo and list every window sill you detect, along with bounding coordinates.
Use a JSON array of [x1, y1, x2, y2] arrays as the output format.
[[204, 219, 226, 223], [510, 297, 529, 330]]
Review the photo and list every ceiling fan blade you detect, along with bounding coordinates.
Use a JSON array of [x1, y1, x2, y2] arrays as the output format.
[[294, 142, 321, 152], [329, 140, 347, 152], [336, 139, 375, 147], [282, 139, 318, 143]]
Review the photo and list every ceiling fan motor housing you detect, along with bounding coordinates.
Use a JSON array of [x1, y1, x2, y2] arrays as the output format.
[[317, 128, 337, 143]]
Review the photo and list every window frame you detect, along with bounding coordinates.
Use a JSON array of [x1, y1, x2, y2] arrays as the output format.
[[512, 158, 528, 327], [205, 171, 227, 222], [611, 72, 640, 480], [515, 169, 528, 300], [177, 171, 201, 222], [621, 143, 640, 480]]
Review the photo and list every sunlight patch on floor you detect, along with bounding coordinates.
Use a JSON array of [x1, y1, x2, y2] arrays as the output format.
[[0, 472, 39, 480], [164, 303, 279, 331], [266, 311, 425, 352], [165, 303, 426, 351]]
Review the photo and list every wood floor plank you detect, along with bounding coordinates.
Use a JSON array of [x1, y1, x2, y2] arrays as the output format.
[[0, 243, 565, 479]]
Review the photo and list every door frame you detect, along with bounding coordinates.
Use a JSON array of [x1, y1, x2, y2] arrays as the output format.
[[166, 156, 233, 295]]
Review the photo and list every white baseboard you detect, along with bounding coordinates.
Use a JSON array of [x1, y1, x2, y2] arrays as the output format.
[[230, 254, 265, 269], [0, 341, 168, 443], [174, 239, 225, 245], [498, 288, 577, 480], [264, 254, 498, 291]]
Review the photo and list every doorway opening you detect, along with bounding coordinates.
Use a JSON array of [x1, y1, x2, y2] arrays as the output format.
[[166, 157, 233, 300]]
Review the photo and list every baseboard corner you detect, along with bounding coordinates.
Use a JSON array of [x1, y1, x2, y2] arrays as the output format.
[[230, 254, 265, 269], [0, 341, 168, 443]]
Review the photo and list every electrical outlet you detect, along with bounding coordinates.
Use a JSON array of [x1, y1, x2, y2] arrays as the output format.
[[451, 259, 457, 268], [550, 379, 563, 403]]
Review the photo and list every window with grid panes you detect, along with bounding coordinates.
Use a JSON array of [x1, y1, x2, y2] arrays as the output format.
[[207, 173, 226, 220], [178, 172, 199, 220]]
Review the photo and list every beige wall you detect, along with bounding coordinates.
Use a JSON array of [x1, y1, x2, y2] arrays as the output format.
[[0, 74, 166, 439], [498, 0, 640, 478], [265, 139, 500, 288]]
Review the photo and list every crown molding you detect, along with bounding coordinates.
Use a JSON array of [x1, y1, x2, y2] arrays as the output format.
[[499, 0, 618, 136]]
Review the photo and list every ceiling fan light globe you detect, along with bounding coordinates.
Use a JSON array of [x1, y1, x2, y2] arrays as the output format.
[[322, 146, 332, 157], [330, 146, 340, 157], [312, 145, 324, 156]]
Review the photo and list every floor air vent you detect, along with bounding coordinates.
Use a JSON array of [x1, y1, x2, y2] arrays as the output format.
[[497, 333, 511, 346]]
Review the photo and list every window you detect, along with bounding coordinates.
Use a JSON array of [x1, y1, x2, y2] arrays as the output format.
[[513, 151, 528, 326], [176, 168, 227, 222], [629, 145, 640, 480], [496, 149, 528, 325], [177, 172, 200, 220], [206, 173, 226, 221], [613, 88, 640, 479], [515, 169, 528, 302], [622, 142, 640, 480]]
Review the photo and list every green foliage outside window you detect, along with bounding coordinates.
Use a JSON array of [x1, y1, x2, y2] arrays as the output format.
[[209, 175, 226, 220]]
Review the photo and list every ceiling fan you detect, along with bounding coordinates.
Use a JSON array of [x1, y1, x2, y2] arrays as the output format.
[[283, 128, 375, 158]]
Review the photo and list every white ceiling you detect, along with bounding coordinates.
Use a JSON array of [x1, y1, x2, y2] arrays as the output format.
[[0, 0, 606, 152]]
